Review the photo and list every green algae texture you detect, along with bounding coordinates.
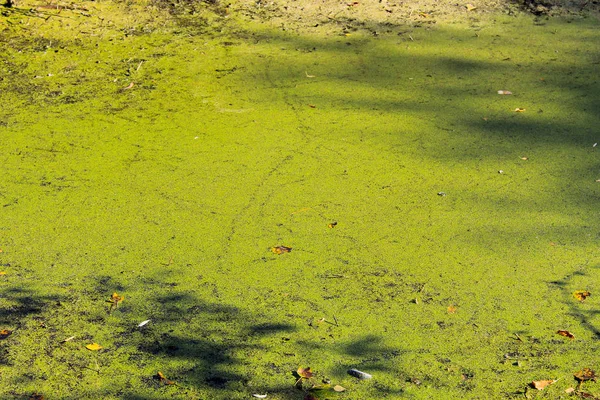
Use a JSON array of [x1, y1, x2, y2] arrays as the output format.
[[0, 1, 599, 399]]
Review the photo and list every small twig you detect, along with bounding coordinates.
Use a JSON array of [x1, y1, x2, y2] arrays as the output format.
[[136, 61, 143, 71]]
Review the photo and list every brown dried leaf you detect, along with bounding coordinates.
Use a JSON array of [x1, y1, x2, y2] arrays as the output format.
[[327, 222, 338, 228], [297, 366, 314, 379], [573, 290, 591, 302], [271, 246, 292, 255], [574, 368, 597, 382], [531, 379, 556, 390], [557, 330, 575, 339]]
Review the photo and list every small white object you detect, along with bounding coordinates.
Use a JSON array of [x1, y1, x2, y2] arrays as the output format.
[[498, 170, 504, 174], [593, 143, 597, 147], [497, 90, 512, 95], [252, 395, 267, 399], [348, 369, 372, 380], [138, 319, 151, 327]]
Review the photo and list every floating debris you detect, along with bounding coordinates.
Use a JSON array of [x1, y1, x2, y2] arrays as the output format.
[[347, 369, 372, 380]]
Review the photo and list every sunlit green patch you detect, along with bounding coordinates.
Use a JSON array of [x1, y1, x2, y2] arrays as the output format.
[[0, 1, 599, 399]]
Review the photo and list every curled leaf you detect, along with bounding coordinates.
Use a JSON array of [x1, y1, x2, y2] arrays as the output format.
[[573, 290, 591, 302], [85, 343, 103, 351], [531, 379, 556, 390], [574, 368, 597, 382], [557, 330, 575, 339], [271, 246, 292, 255], [156, 371, 175, 385], [297, 367, 314, 379], [514, 108, 526, 112], [0, 329, 12, 339]]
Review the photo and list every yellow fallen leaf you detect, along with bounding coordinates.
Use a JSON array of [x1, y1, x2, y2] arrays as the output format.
[[271, 246, 292, 255], [514, 108, 526, 112], [573, 290, 591, 302], [0, 271, 6, 276], [85, 343, 103, 351], [466, 4, 477, 11], [531, 379, 556, 390], [156, 371, 175, 385], [447, 305, 457, 314], [297, 366, 314, 379]]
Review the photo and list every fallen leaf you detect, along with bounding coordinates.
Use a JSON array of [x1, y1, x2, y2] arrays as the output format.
[[574, 368, 597, 382], [520, 156, 528, 160], [0, 271, 6, 276], [573, 290, 591, 302], [308, 104, 316, 108], [327, 222, 338, 228], [124, 82, 134, 90], [305, 71, 315, 78], [531, 379, 556, 390], [447, 305, 457, 314], [0, 329, 12, 339], [497, 90, 512, 95], [514, 108, 526, 112], [138, 319, 151, 327], [347, 1, 359, 6], [85, 343, 103, 351], [156, 371, 175, 385], [252, 395, 267, 399], [297, 367, 314, 379], [333, 385, 346, 392], [557, 330, 575, 339], [466, 3, 477, 11], [565, 387, 576, 394], [61, 336, 75, 343], [271, 246, 292, 255]]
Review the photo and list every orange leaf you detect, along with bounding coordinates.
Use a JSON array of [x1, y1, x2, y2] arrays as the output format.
[[297, 366, 314, 379], [327, 222, 338, 229], [271, 246, 292, 255], [156, 371, 175, 385], [0, 329, 12, 339], [447, 305, 457, 314], [573, 290, 591, 302], [557, 330, 575, 339], [85, 343, 103, 351], [531, 379, 556, 390]]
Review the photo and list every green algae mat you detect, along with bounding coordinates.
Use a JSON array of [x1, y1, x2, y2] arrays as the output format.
[[1, 1, 600, 399]]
